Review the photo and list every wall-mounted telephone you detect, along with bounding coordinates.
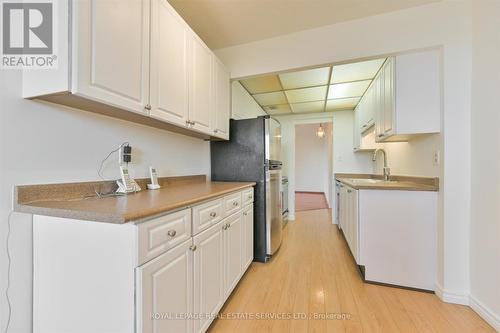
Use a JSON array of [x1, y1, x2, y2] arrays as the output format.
[[116, 166, 141, 194]]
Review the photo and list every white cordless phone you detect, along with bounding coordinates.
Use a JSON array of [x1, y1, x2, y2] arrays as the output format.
[[117, 166, 141, 193], [147, 166, 161, 190]]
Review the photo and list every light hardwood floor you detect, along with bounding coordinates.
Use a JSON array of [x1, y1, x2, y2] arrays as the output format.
[[208, 209, 495, 333]]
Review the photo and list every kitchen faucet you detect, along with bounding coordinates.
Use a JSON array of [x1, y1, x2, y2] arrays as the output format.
[[372, 148, 391, 181]]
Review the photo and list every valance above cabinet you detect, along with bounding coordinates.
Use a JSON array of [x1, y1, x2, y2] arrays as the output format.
[[22, 0, 230, 141]]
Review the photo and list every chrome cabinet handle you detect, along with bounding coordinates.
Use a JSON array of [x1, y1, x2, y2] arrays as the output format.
[[243, 212, 247, 216], [222, 224, 228, 230], [378, 134, 384, 137], [145, 104, 151, 111], [214, 129, 218, 133], [167, 230, 177, 237], [227, 223, 231, 229], [247, 195, 253, 199], [347, 190, 352, 193], [210, 212, 217, 218], [233, 201, 239, 207], [189, 245, 197, 251]]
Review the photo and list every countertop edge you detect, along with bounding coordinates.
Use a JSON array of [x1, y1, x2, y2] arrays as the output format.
[[15, 182, 256, 224], [335, 176, 439, 192]]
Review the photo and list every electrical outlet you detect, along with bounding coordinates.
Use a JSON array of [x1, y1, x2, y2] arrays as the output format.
[[118, 144, 132, 164], [433, 150, 440, 166]]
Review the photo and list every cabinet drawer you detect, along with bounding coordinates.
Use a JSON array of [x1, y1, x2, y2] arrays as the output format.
[[242, 188, 254, 206], [223, 192, 243, 217], [192, 198, 223, 236], [137, 208, 192, 265]]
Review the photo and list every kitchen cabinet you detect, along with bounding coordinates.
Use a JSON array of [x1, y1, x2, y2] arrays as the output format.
[[189, 35, 214, 133], [213, 57, 231, 139], [32, 187, 254, 333], [338, 185, 359, 263], [336, 182, 437, 290], [374, 50, 441, 142], [353, 49, 441, 148], [242, 204, 254, 270], [223, 212, 244, 298], [23, 0, 230, 141], [193, 223, 224, 333], [136, 239, 193, 333], [149, 0, 189, 127]]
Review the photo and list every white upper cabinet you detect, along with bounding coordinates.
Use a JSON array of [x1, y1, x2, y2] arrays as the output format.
[[353, 49, 441, 148], [22, 0, 230, 141], [149, 0, 189, 127], [189, 35, 214, 134], [375, 50, 441, 142], [76, 0, 151, 113], [213, 58, 231, 139]]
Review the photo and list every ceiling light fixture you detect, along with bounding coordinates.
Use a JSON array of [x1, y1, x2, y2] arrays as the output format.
[[316, 124, 325, 138]]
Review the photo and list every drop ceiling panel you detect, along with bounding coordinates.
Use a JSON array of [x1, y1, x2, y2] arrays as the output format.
[[240, 75, 282, 94], [253, 91, 288, 106], [263, 104, 292, 115], [285, 86, 327, 104], [279, 67, 330, 90], [328, 80, 371, 99], [325, 97, 361, 111], [290, 101, 325, 113], [331, 59, 386, 83]]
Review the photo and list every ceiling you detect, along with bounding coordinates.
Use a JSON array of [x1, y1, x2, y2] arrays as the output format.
[[239, 58, 386, 115], [168, 0, 440, 49]]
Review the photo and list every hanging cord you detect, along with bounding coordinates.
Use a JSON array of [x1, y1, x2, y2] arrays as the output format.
[[95, 142, 129, 197], [97, 142, 129, 181], [4, 210, 13, 333]]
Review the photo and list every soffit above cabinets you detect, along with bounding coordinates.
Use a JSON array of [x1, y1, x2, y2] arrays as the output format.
[[239, 58, 386, 115]]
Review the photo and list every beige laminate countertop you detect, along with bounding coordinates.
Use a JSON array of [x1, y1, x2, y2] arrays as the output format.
[[335, 173, 439, 192], [15, 176, 255, 224]]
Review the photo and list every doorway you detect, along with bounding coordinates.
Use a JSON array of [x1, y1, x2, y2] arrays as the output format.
[[294, 122, 333, 212]]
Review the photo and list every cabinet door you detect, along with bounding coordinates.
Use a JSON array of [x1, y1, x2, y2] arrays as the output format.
[[223, 213, 243, 298], [136, 240, 193, 333], [242, 204, 254, 271], [149, 0, 189, 127], [348, 188, 359, 263], [374, 73, 384, 140], [189, 35, 213, 133], [193, 223, 224, 333], [353, 107, 361, 151], [212, 57, 231, 139], [383, 57, 395, 136], [74, 0, 149, 114]]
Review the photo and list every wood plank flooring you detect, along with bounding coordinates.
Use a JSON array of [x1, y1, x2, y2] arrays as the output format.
[[208, 209, 495, 333]]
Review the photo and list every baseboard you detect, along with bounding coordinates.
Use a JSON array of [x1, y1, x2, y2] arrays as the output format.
[[469, 295, 500, 332], [295, 191, 325, 194], [434, 282, 469, 305]]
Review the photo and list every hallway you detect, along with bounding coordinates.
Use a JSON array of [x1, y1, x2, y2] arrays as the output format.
[[208, 209, 494, 333]]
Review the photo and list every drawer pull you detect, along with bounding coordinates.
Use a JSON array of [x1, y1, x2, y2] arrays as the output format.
[[189, 245, 197, 251], [167, 230, 177, 237], [247, 195, 252, 199], [243, 212, 247, 216], [223, 223, 230, 230], [232, 201, 239, 207], [210, 212, 217, 218]]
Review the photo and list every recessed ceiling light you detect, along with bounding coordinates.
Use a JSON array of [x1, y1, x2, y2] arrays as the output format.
[[279, 67, 330, 90], [331, 58, 385, 84], [285, 86, 327, 104], [328, 80, 371, 99], [253, 91, 288, 106]]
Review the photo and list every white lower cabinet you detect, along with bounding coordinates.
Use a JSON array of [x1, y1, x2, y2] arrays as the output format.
[[337, 182, 437, 290], [242, 204, 254, 270], [32, 187, 254, 333], [223, 212, 244, 298], [193, 222, 224, 333], [136, 239, 193, 333]]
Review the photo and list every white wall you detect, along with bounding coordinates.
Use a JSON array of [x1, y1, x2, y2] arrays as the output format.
[[295, 123, 330, 194], [469, 1, 500, 330], [373, 134, 442, 177], [0, 70, 210, 332], [231, 81, 267, 119], [216, 0, 472, 312]]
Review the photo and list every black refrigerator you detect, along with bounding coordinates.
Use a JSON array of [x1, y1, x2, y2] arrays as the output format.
[[211, 116, 283, 262]]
